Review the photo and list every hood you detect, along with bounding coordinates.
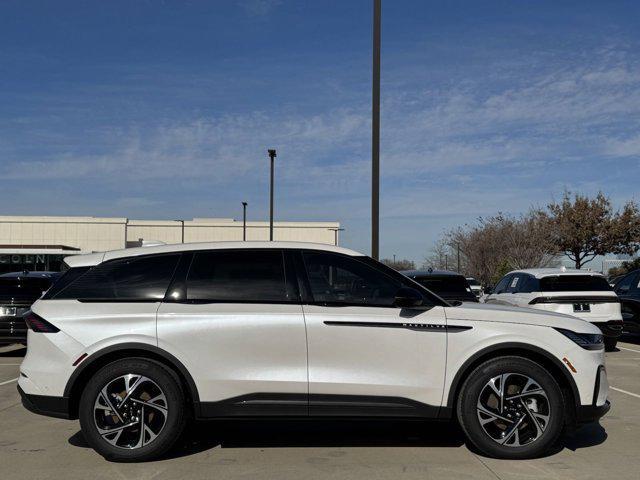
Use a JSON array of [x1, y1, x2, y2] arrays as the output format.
[[445, 302, 600, 334]]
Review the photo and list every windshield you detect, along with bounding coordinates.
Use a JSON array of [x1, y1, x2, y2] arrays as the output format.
[[539, 275, 612, 292], [466, 278, 480, 286], [0, 277, 55, 301]]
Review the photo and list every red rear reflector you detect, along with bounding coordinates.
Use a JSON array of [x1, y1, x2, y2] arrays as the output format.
[[72, 353, 88, 366], [24, 311, 60, 333]]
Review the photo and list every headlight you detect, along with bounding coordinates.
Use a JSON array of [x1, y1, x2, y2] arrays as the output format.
[[554, 328, 604, 350]]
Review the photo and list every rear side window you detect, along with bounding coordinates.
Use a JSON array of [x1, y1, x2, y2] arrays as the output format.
[[54, 254, 180, 300], [186, 250, 290, 302], [539, 275, 612, 292], [42, 267, 90, 299]]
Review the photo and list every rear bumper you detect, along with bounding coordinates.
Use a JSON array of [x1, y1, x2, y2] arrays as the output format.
[[592, 320, 624, 338], [18, 385, 71, 420]]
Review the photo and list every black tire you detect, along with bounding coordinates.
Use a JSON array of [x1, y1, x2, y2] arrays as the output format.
[[456, 356, 565, 459], [79, 358, 186, 462], [604, 338, 617, 352]]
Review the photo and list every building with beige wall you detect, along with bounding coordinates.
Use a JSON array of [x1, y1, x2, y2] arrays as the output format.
[[0, 216, 341, 273]]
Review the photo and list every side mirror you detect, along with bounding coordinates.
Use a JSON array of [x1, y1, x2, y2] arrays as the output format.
[[394, 287, 423, 308]]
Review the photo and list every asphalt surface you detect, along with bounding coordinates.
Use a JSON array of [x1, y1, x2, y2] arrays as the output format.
[[1, 336, 639, 480]]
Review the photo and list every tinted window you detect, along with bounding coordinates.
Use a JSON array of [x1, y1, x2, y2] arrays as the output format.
[[414, 276, 469, 294], [506, 275, 521, 293], [466, 278, 480, 286], [494, 275, 512, 294], [539, 275, 612, 292], [0, 277, 56, 302], [616, 272, 639, 293], [186, 250, 290, 302], [303, 252, 400, 306], [55, 254, 180, 300]]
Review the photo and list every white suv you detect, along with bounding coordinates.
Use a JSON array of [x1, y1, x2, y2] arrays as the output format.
[[484, 268, 624, 351], [18, 243, 609, 461]]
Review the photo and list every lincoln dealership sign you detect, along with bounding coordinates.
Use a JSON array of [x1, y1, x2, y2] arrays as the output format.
[[0, 254, 57, 265]]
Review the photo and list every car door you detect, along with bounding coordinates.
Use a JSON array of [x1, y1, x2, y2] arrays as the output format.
[[504, 273, 526, 307], [296, 250, 447, 416], [156, 249, 308, 416]]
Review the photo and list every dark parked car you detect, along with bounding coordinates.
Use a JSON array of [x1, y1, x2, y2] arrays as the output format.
[[0, 271, 60, 346], [613, 269, 640, 333], [401, 269, 478, 303]]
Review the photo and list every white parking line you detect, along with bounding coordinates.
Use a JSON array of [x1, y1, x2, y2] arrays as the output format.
[[610, 386, 640, 399], [618, 346, 640, 353], [0, 377, 18, 386]]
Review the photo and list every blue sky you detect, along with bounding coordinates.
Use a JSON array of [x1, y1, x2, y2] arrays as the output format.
[[2, 0, 640, 262]]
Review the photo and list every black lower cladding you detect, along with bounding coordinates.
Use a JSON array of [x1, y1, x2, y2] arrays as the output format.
[[18, 385, 72, 419], [576, 401, 611, 424], [198, 393, 442, 419], [592, 321, 624, 338]]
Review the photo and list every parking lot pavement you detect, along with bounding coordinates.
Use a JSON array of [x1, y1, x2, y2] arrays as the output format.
[[1, 338, 639, 480]]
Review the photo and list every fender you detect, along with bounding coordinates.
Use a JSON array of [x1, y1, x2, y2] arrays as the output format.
[[63, 342, 200, 410], [445, 342, 580, 410]]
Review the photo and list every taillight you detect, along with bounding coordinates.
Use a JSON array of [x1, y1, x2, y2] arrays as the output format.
[[24, 311, 59, 333]]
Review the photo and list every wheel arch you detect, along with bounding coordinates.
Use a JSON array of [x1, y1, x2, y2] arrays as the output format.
[[445, 342, 580, 423], [64, 342, 200, 419]]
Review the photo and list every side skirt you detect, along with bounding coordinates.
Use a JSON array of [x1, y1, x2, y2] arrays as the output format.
[[198, 393, 444, 420]]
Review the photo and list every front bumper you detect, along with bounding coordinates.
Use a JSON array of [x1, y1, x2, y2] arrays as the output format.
[[18, 385, 71, 420], [576, 400, 611, 425]]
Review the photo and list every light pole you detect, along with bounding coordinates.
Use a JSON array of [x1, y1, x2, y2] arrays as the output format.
[[242, 202, 248, 241], [328, 227, 344, 246], [174, 219, 185, 243], [267, 149, 276, 241], [371, 0, 381, 260]]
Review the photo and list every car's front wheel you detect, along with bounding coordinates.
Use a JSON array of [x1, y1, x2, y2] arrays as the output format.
[[457, 356, 565, 459], [79, 358, 186, 462]]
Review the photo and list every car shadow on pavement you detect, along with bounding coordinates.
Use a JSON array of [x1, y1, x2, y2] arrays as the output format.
[[68, 418, 607, 461], [69, 419, 465, 459], [561, 422, 608, 452]]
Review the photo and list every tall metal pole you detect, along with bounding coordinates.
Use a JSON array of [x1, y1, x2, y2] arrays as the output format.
[[268, 149, 276, 241], [372, 0, 381, 260], [242, 202, 248, 241]]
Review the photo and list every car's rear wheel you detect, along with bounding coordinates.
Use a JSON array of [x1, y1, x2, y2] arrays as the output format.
[[457, 356, 565, 459], [79, 358, 186, 462]]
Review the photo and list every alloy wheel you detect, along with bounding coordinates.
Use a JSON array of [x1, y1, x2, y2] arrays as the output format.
[[93, 374, 168, 449], [476, 373, 550, 447]]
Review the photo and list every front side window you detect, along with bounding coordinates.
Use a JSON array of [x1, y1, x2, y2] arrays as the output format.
[[494, 275, 512, 294], [302, 252, 400, 307], [186, 250, 290, 302], [55, 254, 180, 300]]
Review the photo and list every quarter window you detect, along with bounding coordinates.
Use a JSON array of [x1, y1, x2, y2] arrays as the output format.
[[302, 252, 400, 307], [186, 250, 290, 302], [55, 254, 180, 300]]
